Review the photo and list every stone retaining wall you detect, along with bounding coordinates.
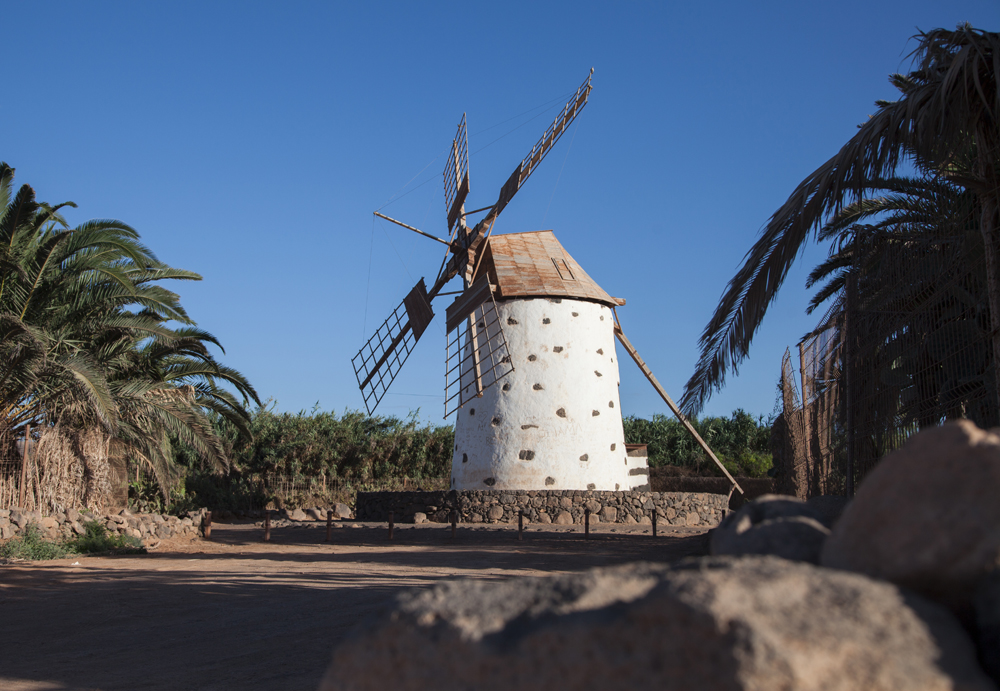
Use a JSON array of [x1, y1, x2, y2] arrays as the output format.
[[356, 490, 728, 528], [0, 507, 209, 542], [649, 473, 779, 510]]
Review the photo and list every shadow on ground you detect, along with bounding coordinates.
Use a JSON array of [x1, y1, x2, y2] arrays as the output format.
[[0, 522, 708, 691]]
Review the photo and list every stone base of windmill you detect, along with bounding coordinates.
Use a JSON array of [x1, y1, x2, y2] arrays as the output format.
[[354, 489, 727, 527]]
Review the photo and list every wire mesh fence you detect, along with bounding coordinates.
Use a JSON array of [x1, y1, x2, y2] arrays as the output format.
[[776, 221, 997, 498]]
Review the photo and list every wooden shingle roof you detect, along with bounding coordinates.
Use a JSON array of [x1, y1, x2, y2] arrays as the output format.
[[475, 230, 618, 307]]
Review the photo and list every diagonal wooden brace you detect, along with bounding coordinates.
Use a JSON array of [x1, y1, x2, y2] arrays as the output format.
[[613, 321, 744, 495]]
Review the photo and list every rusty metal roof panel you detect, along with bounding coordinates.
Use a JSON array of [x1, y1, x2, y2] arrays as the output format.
[[477, 230, 616, 306]]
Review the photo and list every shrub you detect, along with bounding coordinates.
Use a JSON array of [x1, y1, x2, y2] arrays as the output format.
[[623, 409, 774, 477], [64, 521, 145, 555], [0, 523, 71, 561]]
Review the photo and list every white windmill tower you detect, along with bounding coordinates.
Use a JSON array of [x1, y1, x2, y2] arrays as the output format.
[[353, 71, 744, 496]]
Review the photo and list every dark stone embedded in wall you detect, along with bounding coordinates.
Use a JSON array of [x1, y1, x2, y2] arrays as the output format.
[[355, 490, 728, 527]]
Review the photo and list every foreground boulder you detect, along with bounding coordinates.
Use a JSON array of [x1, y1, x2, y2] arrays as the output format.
[[806, 494, 850, 528], [976, 566, 1000, 683], [710, 494, 829, 563], [318, 556, 994, 691], [822, 420, 1000, 614]]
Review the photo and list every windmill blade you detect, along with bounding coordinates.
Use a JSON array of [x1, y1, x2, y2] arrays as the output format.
[[352, 279, 434, 414], [491, 69, 593, 219], [444, 276, 514, 417], [444, 113, 470, 232], [429, 70, 595, 293]]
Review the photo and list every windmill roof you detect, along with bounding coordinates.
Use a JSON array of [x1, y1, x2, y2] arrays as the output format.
[[476, 230, 618, 307]]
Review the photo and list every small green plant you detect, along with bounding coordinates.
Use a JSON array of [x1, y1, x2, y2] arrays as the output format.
[[65, 520, 146, 555], [0, 523, 71, 561]]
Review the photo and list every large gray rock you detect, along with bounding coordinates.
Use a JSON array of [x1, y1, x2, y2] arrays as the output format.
[[333, 503, 353, 519], [288, 508, 309, 521], [975, 567, 1000, 684], [732, 493, 826, 523], [10, 510, 27, 529], [822, 420, 1000, 613], [806, 495, 850, 529], [711, 494, 830, 563], [711, 516, 830, 563], [318, 557, 994, 691]]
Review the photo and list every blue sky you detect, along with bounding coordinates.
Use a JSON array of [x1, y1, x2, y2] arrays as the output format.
[[4, 1, 997, 424]]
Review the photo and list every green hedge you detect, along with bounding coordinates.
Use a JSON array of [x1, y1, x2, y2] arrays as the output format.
[[152, 407, 772, 512], [623, 409, 773, 478]]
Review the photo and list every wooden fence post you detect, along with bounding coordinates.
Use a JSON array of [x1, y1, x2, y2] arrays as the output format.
[[584, 508, 590, 539], [203, 511, 212, 539], [18, 424, 30, 509], [264, 510, 271, 542], [450, 510, 457, 538], [517, 511, 523, 541], [325, 510, 333, 542], [388, 511, 394, 541]]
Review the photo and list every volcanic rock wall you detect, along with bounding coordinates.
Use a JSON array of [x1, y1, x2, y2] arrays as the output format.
[[356, 490, 728, 527]]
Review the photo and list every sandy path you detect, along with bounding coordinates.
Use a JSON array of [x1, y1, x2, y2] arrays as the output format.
[[0, 520, 708, 691]]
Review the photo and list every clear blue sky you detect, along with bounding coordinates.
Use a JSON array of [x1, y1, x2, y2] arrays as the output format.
[[4, 1, 997, 424]]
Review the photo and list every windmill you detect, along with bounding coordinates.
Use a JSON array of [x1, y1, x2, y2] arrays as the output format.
[[354, 70, 744, 495], [353, 70, 593, 416]]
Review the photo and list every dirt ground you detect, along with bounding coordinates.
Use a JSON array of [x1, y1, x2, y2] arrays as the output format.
[[0, 520, 710, 691]]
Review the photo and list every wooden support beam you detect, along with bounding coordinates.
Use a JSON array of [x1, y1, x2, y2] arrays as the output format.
[[359, 321, 411, 391], [468, 313, 484, 398], [613, 322, 744, 495], [374, 212, 455, 248], [18, 424, 30, 508]]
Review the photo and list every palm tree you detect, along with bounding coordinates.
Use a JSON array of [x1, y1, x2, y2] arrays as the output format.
[[0, 162, 260, 503], [811, 171, 989, 434], [681, 25, 1000, 416]]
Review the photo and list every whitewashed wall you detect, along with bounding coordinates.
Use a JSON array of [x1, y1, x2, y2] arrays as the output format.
[[451, 298, 631, 491]]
